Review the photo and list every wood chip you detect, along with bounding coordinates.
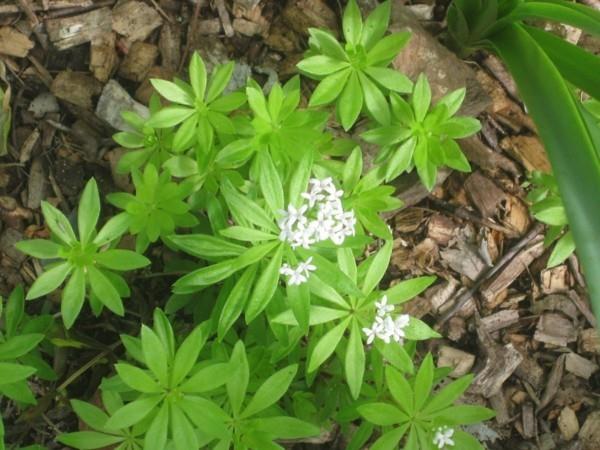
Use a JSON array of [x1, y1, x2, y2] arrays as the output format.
[[515, 353, 545, 390], [539, 354, 565, 410], [46, 7, 112, 50], [112, 1, 163, 43], [0, 228, 26, 265], [580, 328, 600, 355], [437, 345, 475, 378], [464, 171, 507, 218], [95, 80, 148, 130], [471, 341, 523, 398], [90, 32, 118, 82], [500, 135, 552, 173], [51, 71, 102, 109], [459, 135, 520, 178], [118, 41, 158, 82], [565, 353, 598, 380], [558, 406, 579, 441], [215, 0, 234, 37], [481, 310, 519, 333], [540, 265, 573, 294], [281, 0, 338, 36], [534, 313, 577, 347], [26, 157, 46, 210], [480, 239, 545, 308], [0, 27, 34, 57], [522, 402, 536, 439], [489, 391, 511, 425], [579, 410, 600, 448], [19, 128, 40, 163], [427, 214, 456, 246], [159, 21, 181, 71], [135, 66, 175, 104]]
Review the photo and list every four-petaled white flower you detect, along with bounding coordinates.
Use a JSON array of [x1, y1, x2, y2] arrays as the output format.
[[280, 258, 317, 286], [363, 295, 411, 345], [433, 426, 455, 449]]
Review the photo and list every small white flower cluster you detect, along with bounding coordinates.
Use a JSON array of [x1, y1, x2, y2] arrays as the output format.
[[433, 426, 455, 449], [362, 296, 410, 345], [279, 257, 316, 286], [278, 178, 356, 250]]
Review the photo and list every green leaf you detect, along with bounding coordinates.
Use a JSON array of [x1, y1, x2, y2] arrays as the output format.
[[227, 341, 248, 416], [343, 146, 363, 192], [358, 402, 408, 426], [207, 61, 235, 103], [94, 213, 130, 246], [338, 71, 363, 131], [431, 404, 495, 425], [413, 354, 434, 411], [412, 74, 431, 122], [362, 240, 392, 295], [241, 364, 298, 418], [87, 267, 124, 316], [115, 363, 161, 393], [95, 250, 150, 271], [246, 86, 270, 121], [370, 425, 409, 450], [307, 317, 351, 372], [288, 151, 314, 207], [532, 197, 568, 226], [170, 402, 199, 450], [288, 281, 311, 332], [211, 92, 247, 113], [297, 56, 349, 77], [257, 151, 284, 215], [512, 1, 600, 37], [41, 201, 77, 245], [172, 117, 199, 153], [61, 267, 86, 329], [171, 324, 207, 386], [218, 265, 258, 339], [548, 230, 575, 268], [147, 106, 194, 128], [422, 374, 473, 416], [219, 226, 276, 242], [222, 179, 278, 233], [173, 259, 239, 294], [491, 23, 600, 325], [151, 79, 194, 106], [70, 399, 108, 430], [14, 239, 62, 259], [250, 416, 320, 440], [364, 67, 412, 93], [385, 137, 416, 181], [438, 117, 481, 138], [385, 276, 436, 305], [144, 402, 169, 450], [0, 334, 43, 360], [343, 0, 363, 46], [168, 234, 245, 260], [245, 245, 283, 323], [58, 432, 124, 449], [358, 71, 390, 125], [5, 286, 25, 338], [105, 395, 162, 430], [404, 317, 441, 341], [189, 52, 207, 99], [361, 0, 391, 50], [179, 397, 230, 440], [309, 69, 351, 108], [345, 320, 365, 399], [141, 325, 168, 385], [366, 32, 411, 66], [27, 263, 72, 300], [179, 362, 233, 393], [271, 305, 348, 326], [376, 342, 414, 374], [0, 363, 36, 385], [308, 28, 348, 61], [385, 365, 414, 415]]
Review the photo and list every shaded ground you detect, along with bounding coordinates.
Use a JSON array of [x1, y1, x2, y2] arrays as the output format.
[[0, 0, 599, 449]]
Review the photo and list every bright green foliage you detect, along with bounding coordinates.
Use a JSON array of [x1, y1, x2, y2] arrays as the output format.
[[15, 179, 150, 328], [58, 395, 145, 450], [527, 171, 574, 267], [447, 0, 600, 324], [358, 355, 495, 449], [113, 97, 175, 174], [0, 286, 53, 449], [361, 74, 480, 190], [297, 0, 412, 130], [147, 53, 246, 152], [107, 165, 198, 253]]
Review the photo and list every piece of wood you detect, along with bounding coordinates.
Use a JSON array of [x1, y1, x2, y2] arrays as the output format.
[[459, 135, 520, 178], [481, 310, 519, 333], [437, 345, 475, 378], [118, 41, 158, 82], [500, 135, 552, 173], [46, 7, 111, 50], [534, 313, 577, 347], [159, 21, 181, 71], [501, 195, 531, 237], [464, 171, 507, 219], [489, 391, 511, 425], [232, 17, 264, 36], [580, 328, 600, 355], [558, 406, 580, 441], [0, 0, 93, 14], [440, 237, 487, 282], [26, 157, 45, 210], [565, 353, 598, 380], [389, 3, 490, 117], [0, 27, 34, 57], [540, 265, 573, 294], [51, 71, 102, 109], [19, 128, 40, 163], [215, 0, 234, 37], [539, 354, 565, 410], [471, 341, 523, 398], [135, 66, 175, 104], [579, 410, 600, 448], [281, 0, 338, 36], [112, 0, 163, 43], [90, 32, 117, 82], [480, 238, 545, 308], [522, 402, 536, 439], [515, 353, 545, 390], [95, 80, 149, 130], [427, 214, 456, 246]]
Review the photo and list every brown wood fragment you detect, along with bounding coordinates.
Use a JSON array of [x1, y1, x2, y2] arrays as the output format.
[[565, 353, 598, 380], [135, 66, 175, 104], [501, 196, 531, 237], [464, 171, 507, 218], [500, 135, 552, 173], [481, 309, 519, 333], [281, 0, 338, 36], [19, 128, 40, 163], [0, 0, 93, 14], [539, 354, 565, 410], [437, 345, 475, 378], [26, 157, 45, 209], [440, 239, 487, 282], [51, 71, 102, 109], [389, 4, 490, 116], [95, 80, 148, 130], [541, 265, 573, 294], [46, 7, 112, 50], [159, 21, 181, 71], [558, 406, 580, 441], [480, 238, 545, 308], [489, 391, 511, 425], [215, 0, 234, 37], [232, 17, 265, 36], [0, 27, 34, 57], [459, 135, 520, 178], [534, 313, 577, 347], [580, 328, 600, 355], [515, 353, 545, 390], [90, 32, 118, 82], [532, 294, 579, 321], [522, 402, 536, 439], [446, 316, 466, 342], [427, 214, 456, 246], [118, 42, 158, 82], [579, 411, 600, 449], [112, 1, 163, 43]]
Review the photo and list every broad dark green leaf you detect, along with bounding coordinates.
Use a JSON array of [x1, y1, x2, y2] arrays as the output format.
[[307, 317, 351, 372], [172, 324, 207, 385], [241, 364, 298, 418], [104, 395, 162, 430], [358, 402, 407, 426], [87, 267, 123, 316]]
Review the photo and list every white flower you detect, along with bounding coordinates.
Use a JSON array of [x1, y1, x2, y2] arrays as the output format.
[[297, 257, 316, 277], [433, 426, 455, 449], [391, 314, 410, 343], [280, 258, 316, 286], [278, 204, 308, 229], [362, 326, 377, 345], [375, 295, 394, 317]]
